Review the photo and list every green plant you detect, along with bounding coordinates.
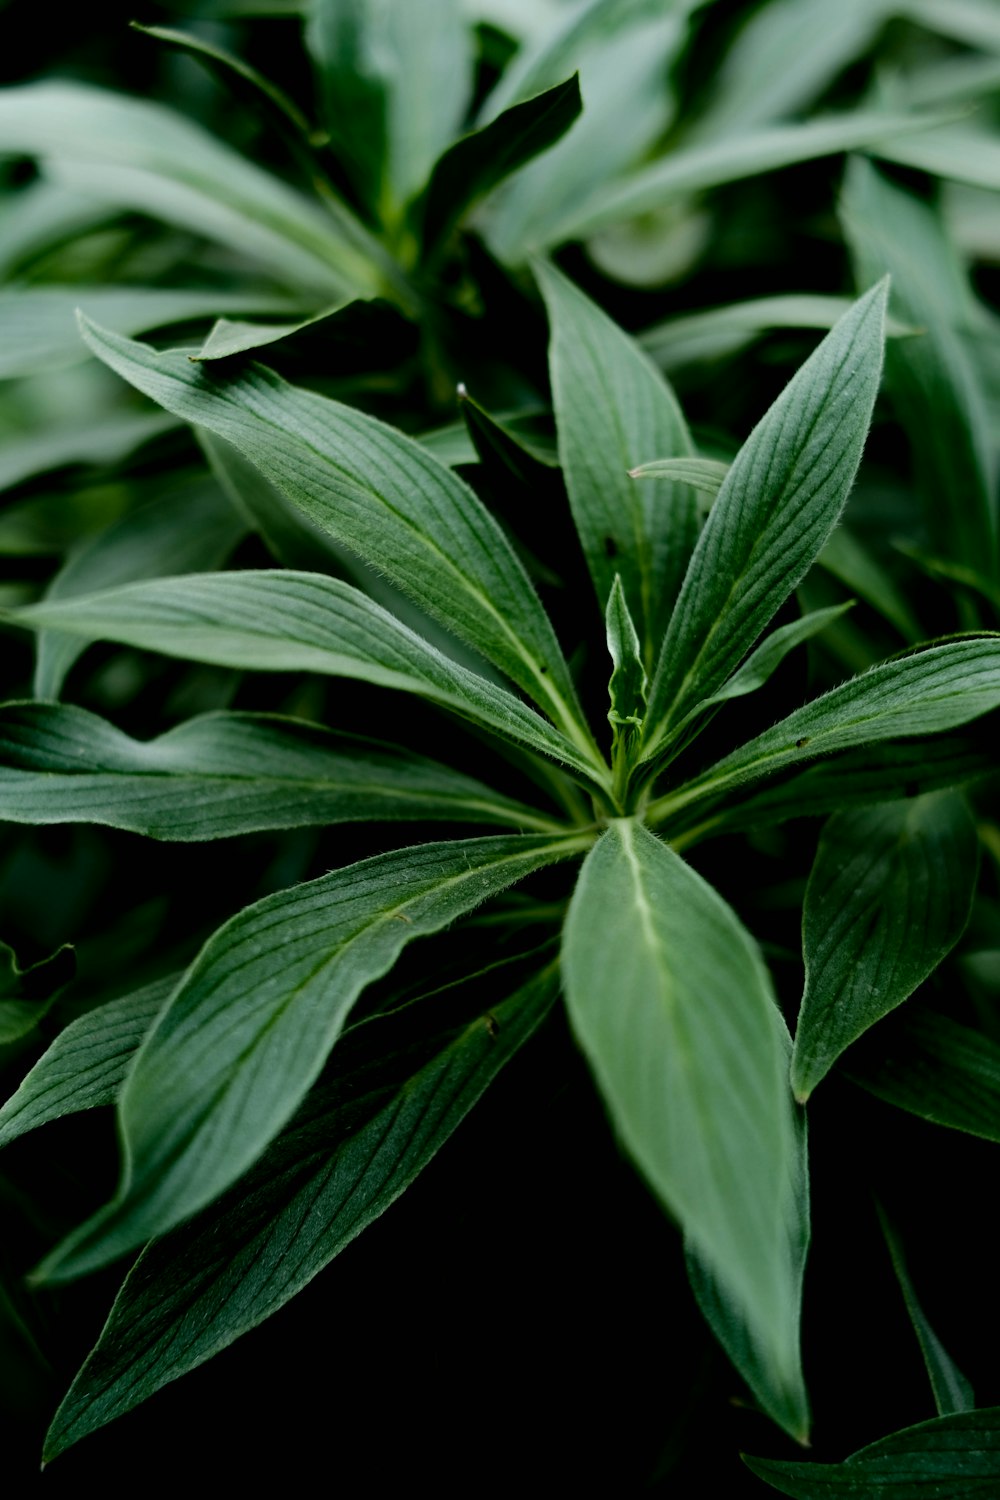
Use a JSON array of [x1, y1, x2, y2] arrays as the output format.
[[3, 1, 1000, 1491]]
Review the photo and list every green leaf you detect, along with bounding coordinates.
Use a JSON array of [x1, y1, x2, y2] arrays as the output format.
[[641, 281, 888, 761], [641, 293, 916, 375], [77, 321, 592, 752], [745, 1407, 1000, 1497], [694, 0, 889, 134], [605, 576, 647, 730], [819, 527, 922, 643], [539, 112, 955, 243], [562, 820, 808, 1439], [898, 0, 1000, 51], [483, 7, 685, 263], [42, 962, 558, 1459], [650, 637, 1000, 824], [0, 411, 176, 496], [419, 75, 582, 260], [0, 979, 174, 1148], [0, 703, 560, 839], [9, 570, 603, 784], [189, 305, 348, 362], [36, 831, 589, 1279], [628, 456, 729, 499], [306, 0, 472, 220], [0, 83, 382, 298], [0, 178, 112, 279], [873, 124, 1000, 194], [878, 1207, 975, 1417], [841, 159, 997, 577], [0, 285, 302, 381], [0, 939, 75, 1045], [848, 1007, 1000, 1143], [34, 479, 247, 700], [791, 793, 978, 1100], [534, 259, 696, 658]]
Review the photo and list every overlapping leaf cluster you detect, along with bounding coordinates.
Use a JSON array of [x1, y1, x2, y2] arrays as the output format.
[[1, 1, 999, 1492]]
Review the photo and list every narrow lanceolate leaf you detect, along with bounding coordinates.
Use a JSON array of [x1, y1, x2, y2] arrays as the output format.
[[34, 479, 246, 700], [307, 0, 472, 219], [37, 832, 590, 1280], [0, 704, 559, 839], [535, 260, 696, 658], [605, 576, 647, 730], [0, 979, 174, 1149], [791, 793, 978, 1101], [43, 964, 558, 1460], [419, 75, 582, 260], [545, 112, 955, 243], [745, 1407, 1000, 1497], [641, 281, 887, 762], [0, 83, 381, 299], [628, 457, 729, 499], [651, 638, 1000, 823], [879, 1208, 975, 1417], [9, 571, 603, 785], [77, 322, 590, 751], [848, 1008, 1000, 1144], [563, 820, 808, 1439], [842, 159, 997, 577], [0, 286, 300, 380]]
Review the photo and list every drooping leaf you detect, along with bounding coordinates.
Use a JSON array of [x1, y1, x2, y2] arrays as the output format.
[[42, 961, 558, 1459], [627, 457, 729, 498], [0, 703, 559, 839], [9, 570, 603, 784], [306, 0, 472, 219], [77, 321, 592, 750], [641, 293, 915, 374], [562, 819, 808, 1439], [848, 1007, 1000, 1143], [878, 1207, 975, 1417], [482, 7, 686, 263], [841, 158, 997, 578], [534, 259, 696, 658], [37, 830, 590, 1279], [791, 793, 978, 1100], [419, 75, 582, 260], [641, 281, 887, 761], [0, 979, 174, 1148], [0, 83, 382, 298], [745, 1407, 1000, 1497], [0, 286, 301, 380], [34, 479, 247, 700], [0, 939, 76, 1045], [539, 112, 953, 244], [650, 637, 1000, 823]]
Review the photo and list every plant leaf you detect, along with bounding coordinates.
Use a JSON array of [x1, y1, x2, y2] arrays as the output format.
[[745, 1407, 1000, 1497], [0, 286, 302, 381], [847, 1007, 1000, 1143], [9, 570, 602, 783], [535, 258, 696, 658], [0, 939, 76, 1045], [77, 321, 591, 750], [189, 305, 348, 361], [605, 576, 647, 730], [42, 961, 558, 1459], [652, 637, 1000, 822], [0, 979, 174, 1148], [0, 703, 560, 839], [540, 112, 955, 243], [36, 831, 590, 1279], [306, 0, 472, 218], [33, 479, 247, 700], [878, 1207, 975, 1417], [419, 75, 582, 260], [562, 819, 808, 1439], [0, 82, 382, 298], [842, 160, 997, 578], [641, 280, 887, 761], [791, 793, 978, 1100], [0, 411, 176, 496], [628, 457, 729, 498]]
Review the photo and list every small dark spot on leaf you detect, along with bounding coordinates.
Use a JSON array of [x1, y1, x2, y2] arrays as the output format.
[[539, 665, 548, 674], [795, 737, 811, 749], [603, 536, 618, 558], [485, 1014, 500, 1038]]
